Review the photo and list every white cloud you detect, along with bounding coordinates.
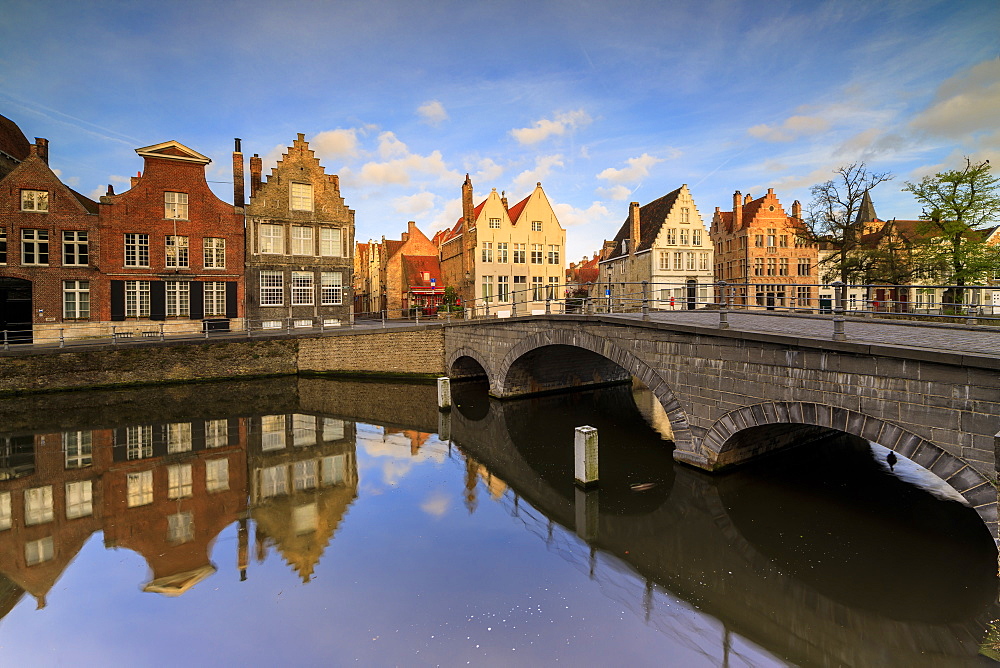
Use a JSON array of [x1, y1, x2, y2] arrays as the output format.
[[471, 157, 504, 183], [420, 490, 451, 517], [349, 137, 461, 187], [596, 185, 632, 200], [393, 191, 436, 215], [512, 154, 564, 191], [510, 109, 592, 145], [552, 201, 614, 228], [376, 131, 409, 159], [597, 153, 664, 184], [65, 176, 79, 186], [311, 128, 360, 159], [417, 100, 449, 126], [910, 58, 1000, 151], [748, 115, 831, 142], [428, 197, 464, 232]]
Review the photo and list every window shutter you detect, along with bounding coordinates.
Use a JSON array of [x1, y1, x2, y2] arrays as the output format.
[[189, 282, 204, 319], [225, 282, 238, 319], [149, 282, 166, 320], [110, 281, 125, 321]]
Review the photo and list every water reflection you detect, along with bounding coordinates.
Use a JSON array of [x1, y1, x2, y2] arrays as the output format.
[[0, 376, 995, 665]]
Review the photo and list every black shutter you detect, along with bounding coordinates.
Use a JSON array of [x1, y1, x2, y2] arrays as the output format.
[[110, 281, 125, 321], [225, 282, 238, 319], [149, 281, 166, 320], [190, 281, 204, 319]]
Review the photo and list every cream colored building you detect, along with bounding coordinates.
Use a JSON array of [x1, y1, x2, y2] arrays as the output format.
[[598, 185, 713, 309], [438, 177, 566, 315]]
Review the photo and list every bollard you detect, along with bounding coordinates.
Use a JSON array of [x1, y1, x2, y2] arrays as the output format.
[[382, 310, 386, 328], [717, 280, 729, 329], [832, 281, 846, 341], [642, 281, 650, 320], [112, 325, 117, 346], [437, 376, 452, 411], [574, 425, 598, 488], [416, 308, 420, 325], [160, 323, 166, 341], [2, 330, 7, 351], [204, 320, 210, 339], [574, 487, 599, 542], [546, 295, 551, 315], [59, 329, 65, 348]]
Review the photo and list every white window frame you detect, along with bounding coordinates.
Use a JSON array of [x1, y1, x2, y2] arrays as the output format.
[[319, 228, 341, 257], [291, 226, 314, 255], [164, 192, 189, 220], [260, 270, 284, 306], [531, 221, 542, 232], [167, 422, 192, 453], [62, 230, 88, 265], [126, 425, 153, 460], [547, 245, 560, 265], [127, 470, 154, 507], [321, 272, 343, 305], [165, 235, 189, 268], [290, 182, 314, 212], [25, 537, 53, 565], [21, 229, 49, 265], [291, 272, 314, 306], [206, 458, 229, 493], [166, 280, 190, 317], [481, 242, 493, 263], [24, 486, 53, 525], [203, 237, 226, 269], [168, 464, 193, 499], [124, 233, 149, 267], [21, 189, 49, 212], [63, 280, 90, 319], [531, 244, 543, 264], [260, 224, 284, 254], [65, 481, 93, 519], [63, 430, 92, 469], [205, 419, 228, 448], [489, 218, 501, 229], [125, 280, 151, 318], [204, 281, 226, 317]]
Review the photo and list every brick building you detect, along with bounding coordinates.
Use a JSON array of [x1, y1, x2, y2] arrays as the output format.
[[244, 134, 354, 328], [0, 114, 100, 343], [355, 221, 443, 317], [98, 141, 245, 333], [710, 188, 818, 309]]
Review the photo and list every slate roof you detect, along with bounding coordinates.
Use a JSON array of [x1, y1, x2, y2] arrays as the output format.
[[0, 114, 29, 161], [607, 187, 682, 258]]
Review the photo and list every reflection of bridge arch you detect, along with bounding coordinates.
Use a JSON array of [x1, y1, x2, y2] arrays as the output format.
[[495, 330, 696, 452], [702, 401, 997, 528]]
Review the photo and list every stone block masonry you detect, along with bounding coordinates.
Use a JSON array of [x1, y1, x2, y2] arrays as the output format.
[[298, 328, 445, 376]]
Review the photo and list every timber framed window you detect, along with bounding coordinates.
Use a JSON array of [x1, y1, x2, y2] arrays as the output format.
[[63, 280, 90, 319], [164, 192, 188, 220], [320, 228, 341, 257], [165, 235, 189, 268], [260, 271, 284, 306], [21, 229, 49, 265], [62, 231, 88, 265], [203, 281, 226, 316], [290, 182, 313, 211], [21, 190, 49, 212], [260, 224, 284, 254], [124, 233, 149, 267], [203, 238, 226, 268], [320, 272, 342, 305], [291, 226, 313, 255], [125, 280, 151, 317], [291, 272, 314, 305]]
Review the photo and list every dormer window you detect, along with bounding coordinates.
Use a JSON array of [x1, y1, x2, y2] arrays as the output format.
[[21, 190, 48, 212], [165, 192, 188, 220], [531, 221, 542, 231], [291, 182, 313, 211], [489, 218, 501, 229]]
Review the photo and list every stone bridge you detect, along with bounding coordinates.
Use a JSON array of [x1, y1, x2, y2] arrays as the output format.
[[443, 312, 1000, 536]]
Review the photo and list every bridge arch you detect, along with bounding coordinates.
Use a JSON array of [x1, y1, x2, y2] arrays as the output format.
[[702, 401, 998, 535], [446, 346, 491, 380], [494, 329, 697, 452]]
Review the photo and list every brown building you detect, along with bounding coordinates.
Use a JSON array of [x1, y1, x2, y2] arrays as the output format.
[[355, 221, 443, 317], [710, 188, 818, 309], [0, 114, 100, 343], [244, 135, 354, 329], [98, 141, 245, 333]]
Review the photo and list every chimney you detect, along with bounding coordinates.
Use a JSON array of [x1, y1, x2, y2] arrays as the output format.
[[330, 174, 340, 191], [107, 184, 115, 196], [461, 174, 474, 227], [34, 138, 49, 164], [501, 190, 508, 210], [629, 201, 640, 256], [791, 200, 802, 219], [744, 193, 752, 205], [733, 191, 743, 229], [233, 138, 245, 208], [250, 153, 262, 198], [130, 171, 141, 188]]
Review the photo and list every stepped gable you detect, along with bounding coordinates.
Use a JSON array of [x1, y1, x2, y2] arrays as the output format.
[[608, 186, 683, 255]]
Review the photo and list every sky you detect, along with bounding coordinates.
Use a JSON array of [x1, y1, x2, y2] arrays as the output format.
[[1, 0, 998, 261]]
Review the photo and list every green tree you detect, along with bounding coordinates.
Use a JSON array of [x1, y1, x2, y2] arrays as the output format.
[[804, 163, 893, 284], [903, 158, 1000, 304]]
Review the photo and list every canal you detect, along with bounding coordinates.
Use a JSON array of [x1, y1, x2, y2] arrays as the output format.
[[0, 377, 996, 666]]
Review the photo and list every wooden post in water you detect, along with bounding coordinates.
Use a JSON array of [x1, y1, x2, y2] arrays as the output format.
[[437, 377, 452, 411], [574, 425, 598, 488]]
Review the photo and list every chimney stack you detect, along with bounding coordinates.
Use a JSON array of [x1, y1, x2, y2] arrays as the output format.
[[130, 171, 141, 188], [744, 193, 752, 205], [461, 174, 474, 228], [629, 202, 641, 256], [34, 138, 48, 165], [791, 200, 802, 219], [733, 191, 743, 229], [501, 190, 508, 210], [250, 153, 262, 198], [233, 138, 245, 208]]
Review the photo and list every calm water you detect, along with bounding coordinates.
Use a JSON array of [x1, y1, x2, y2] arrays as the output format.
[[0, 377, 996, 667]]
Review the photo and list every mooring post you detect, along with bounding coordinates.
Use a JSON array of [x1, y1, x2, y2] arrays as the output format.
[[381, 310, 386, 328], [832, 280, 846, 341], [574, 425, 598, 488], [717, 280, 729, 329], [437, 376, 452, 411]]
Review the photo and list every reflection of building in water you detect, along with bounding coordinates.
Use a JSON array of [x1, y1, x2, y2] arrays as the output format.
[[247, 414, 358, 582]]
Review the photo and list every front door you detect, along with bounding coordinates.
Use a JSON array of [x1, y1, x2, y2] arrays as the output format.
[[0, 278, 32, 343]]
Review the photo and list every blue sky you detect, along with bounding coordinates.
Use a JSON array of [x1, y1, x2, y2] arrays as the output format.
[[1, 0, 997, 260]]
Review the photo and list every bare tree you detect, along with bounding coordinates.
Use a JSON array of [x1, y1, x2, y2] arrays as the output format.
[[803, 163, 893, 284]]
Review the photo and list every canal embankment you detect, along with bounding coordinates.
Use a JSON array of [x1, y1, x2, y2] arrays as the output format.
[[0, 326, 446, 395]]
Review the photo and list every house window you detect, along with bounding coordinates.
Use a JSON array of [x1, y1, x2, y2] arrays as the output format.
[[164, 192, 188, 219], [124, 233, 149, 267], [261, 415, 286, 451], [666, 229, 676, 245], [531, 244, 542, 264], [24, 486, 53, 525], [797, 258, 811, 276], [261, 464, 288, 497], [291, 272, 314, 305], [25, 538, 53, 566], [680, 207, 690, 223], [167, 422, 192, 453], [322, 455, 347, 486], [673, 252, 682, 271], [63, 280, 90, 319], [692, 229, 702, 246], [699, 252, 709, 271], [489, 218, 501, 229], [497, 242, 508, 263], [63, 431, 92, 468], [531, 221, 542, 231], [165, 235, 189, 268], [754, 258, 764, 276], [0, 228, 6, 264], [62, 231, 89, 265], [513, 275, 527, 297], [290, 182, 313, 211], [322, 418, 344, 442], [513, 243, 526, 263], [779, 258, 789, 276], [321, 272, 343, 305], [754, 235, 764, 247], [547, 245, 560, 265], [658, 251, 670, 271], [481, 275, 493, 302], [766, 229, 776, 247], [21, 229, 49, 265], [260, 224, 284, 254], [780, 235, 788, 248], [481, 242, 493, 263], [205, 419, 228, 448], [206, 458, 229, 492], [532, 276, 543, 301], [620, 260, 625, 274], [65, 481, 93, 519], [204, 281, 226, 316], [293, 460, 318, 491], [680, 229, 689, 245], [260, 270, 284, 306], [548, 277, 559, 300], [797, 286, 811, 308], [320, 228, 341, 257], [497, 275, 509, 302], [168, 464, 193, 499], [291, 226, 313, 255], [686, 252, 696, 270], [166, 281, 190, 317], [126, 425, 153, 459], [125, 280, 151, 317], [204, 238, 226, 268], [127, 470, 154, 507], [21, 189, 49, 212], [0, 492, 9, 530], [167, 512, 194, 545], [767, 258, 776, 276]]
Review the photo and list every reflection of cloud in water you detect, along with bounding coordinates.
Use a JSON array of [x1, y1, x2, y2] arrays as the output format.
[[420, 490, 451, 517], [380, 459, 416, 486], [870, 443, 969, 505], [356, 425, 447, 463]]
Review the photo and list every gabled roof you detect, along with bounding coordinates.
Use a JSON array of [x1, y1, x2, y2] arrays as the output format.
[[69, 187, 99, 214], [506, 194, 530, 225], [402, 255, 441, 287], [384, 239, 405, 260], [0, 114, 29, 162], [608, 187, 683, 257], [855, 190, 878, 225], [135, 140, 211, 165]]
